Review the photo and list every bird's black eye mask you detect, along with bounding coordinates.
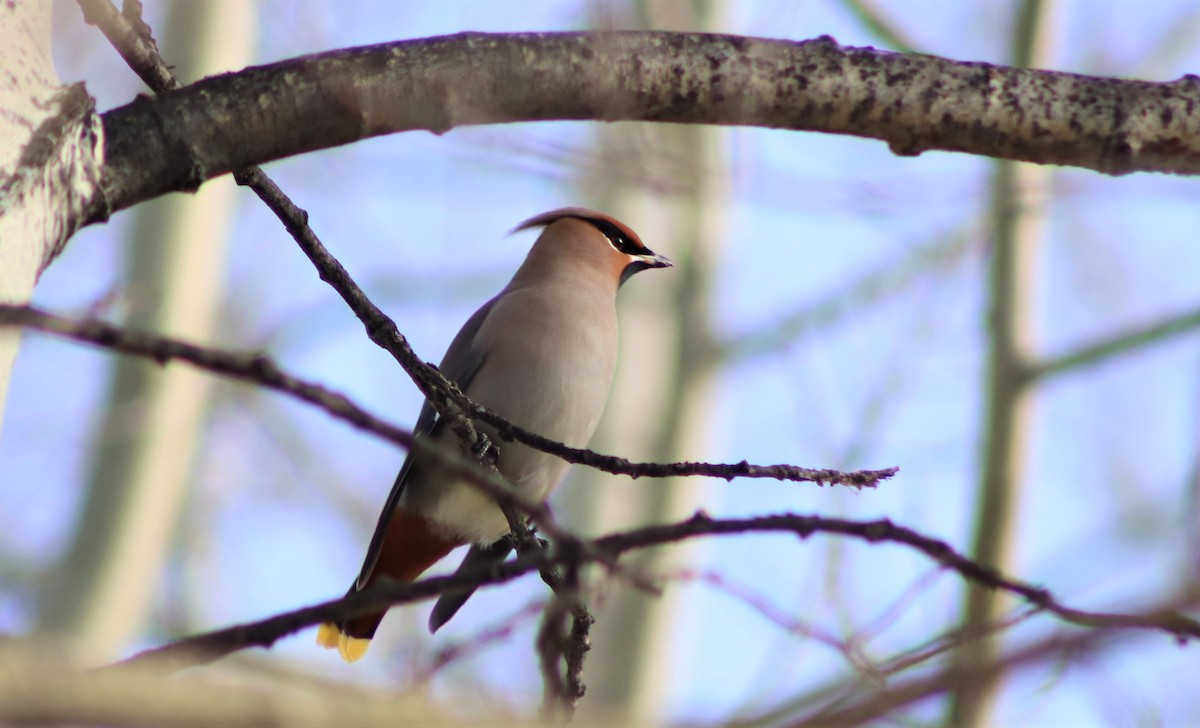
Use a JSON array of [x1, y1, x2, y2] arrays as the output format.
[[581, 216, 670, 287], [585, 217, 650, 256]]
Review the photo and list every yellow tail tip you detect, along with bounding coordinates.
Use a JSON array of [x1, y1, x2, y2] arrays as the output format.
[[316, 622, 341, 649], [316, 622, 371, 662], [338, 634, 371, 662]]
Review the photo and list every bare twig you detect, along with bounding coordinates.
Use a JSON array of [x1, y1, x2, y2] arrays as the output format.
[[93, 509, 1200, 675], [502, 504, 593, 718], [536, 598, 572, 719], [109, 552, 549, 674], [2, 302, 893, 488], [0, 304, 562, 536], [231, 166, 488, 454], [734, 608, 1040, 725], [419, 600, 545, 680], [234, 170, 895, 489]]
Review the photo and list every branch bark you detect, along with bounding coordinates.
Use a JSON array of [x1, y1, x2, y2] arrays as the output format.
[[87, 31, 1200, 226]]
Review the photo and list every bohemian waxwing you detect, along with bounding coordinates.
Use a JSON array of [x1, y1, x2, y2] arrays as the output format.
[[317, 208, 671, 661]]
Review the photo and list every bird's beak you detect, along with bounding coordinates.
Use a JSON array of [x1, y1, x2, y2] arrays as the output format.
[[619, 250, 673, 286], [638, 251, 673, 269]]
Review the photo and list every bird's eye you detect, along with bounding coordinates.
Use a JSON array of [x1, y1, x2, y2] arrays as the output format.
[[587, 218, 640, 255]]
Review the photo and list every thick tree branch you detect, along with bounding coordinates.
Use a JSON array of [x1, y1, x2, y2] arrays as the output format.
[[86, 32, 1200, 224]]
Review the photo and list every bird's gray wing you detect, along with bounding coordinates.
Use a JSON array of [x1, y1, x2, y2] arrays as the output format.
[[353, 295, 501, 589], [427, 537, 515, 633]]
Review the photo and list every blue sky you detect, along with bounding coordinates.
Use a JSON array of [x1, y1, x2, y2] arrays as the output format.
[[5, 0, 1200, 723]]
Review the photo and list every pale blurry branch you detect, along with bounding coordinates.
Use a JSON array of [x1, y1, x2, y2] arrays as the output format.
[[806, 630, 1121, 726], [1028, 304, 1200, 381], [801, 590, 1200, 727], [96, 510, 1200, 676], [837, 0, 919, 53], [715, 229, 971, 365], [672, 568, 848, 651], [419, 600, 545, 679], [951, 2, 1053, 723], [87, 32, 1200, 225], [736, 608, 1040, 726], [0, 649, 452, 727]]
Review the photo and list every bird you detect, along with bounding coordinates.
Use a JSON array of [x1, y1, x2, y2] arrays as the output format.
[[317, 208, 672, 662]]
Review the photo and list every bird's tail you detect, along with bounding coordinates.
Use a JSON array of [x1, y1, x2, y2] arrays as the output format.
[[317, 509, 463, 662], [316, 595, 380, 662]]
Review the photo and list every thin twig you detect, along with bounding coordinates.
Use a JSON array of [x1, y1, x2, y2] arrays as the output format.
[[96, 509, 1200, 675], [600, 513, 1200, 638], [0, 305, 562, 536], [2, 302, 893, 490], [502, 503, 594, 718], [235, 169, 896, 489]]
